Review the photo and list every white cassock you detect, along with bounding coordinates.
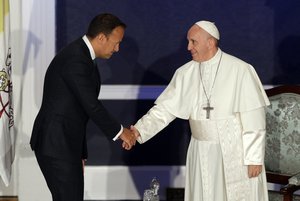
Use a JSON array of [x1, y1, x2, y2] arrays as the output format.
[[135, 49, 270, 201]]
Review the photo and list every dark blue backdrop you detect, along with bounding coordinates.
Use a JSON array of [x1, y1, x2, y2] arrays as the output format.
[[55, 0, 300, 165]]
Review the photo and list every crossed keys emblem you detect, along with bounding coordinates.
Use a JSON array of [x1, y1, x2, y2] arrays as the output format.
[[0, 48, 14, 128], [0, 69, 10, 117]]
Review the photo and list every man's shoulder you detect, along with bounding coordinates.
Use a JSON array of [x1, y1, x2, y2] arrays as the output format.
[[55, 38, 89, 60], [56, 38, 84, 54]]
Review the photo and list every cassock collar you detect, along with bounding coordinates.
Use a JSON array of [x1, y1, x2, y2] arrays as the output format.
[[201, 48, 222, 66]]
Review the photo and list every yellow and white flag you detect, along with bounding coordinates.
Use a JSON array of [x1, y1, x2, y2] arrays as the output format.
[[0, 0, 15, 186]]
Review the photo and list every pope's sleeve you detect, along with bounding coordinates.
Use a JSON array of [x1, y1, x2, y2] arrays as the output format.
[[134, 62, 195, 143], [134, 105, 176, 144], [240, 107, 266, 165], [154, 64, 195, 119]]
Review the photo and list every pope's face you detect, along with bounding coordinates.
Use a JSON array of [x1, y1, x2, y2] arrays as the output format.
[[98, 26, 125, 59], [187, 25, 211, 62]]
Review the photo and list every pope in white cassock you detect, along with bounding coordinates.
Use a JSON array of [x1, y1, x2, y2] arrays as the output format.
[[129, 20, 270, 201]]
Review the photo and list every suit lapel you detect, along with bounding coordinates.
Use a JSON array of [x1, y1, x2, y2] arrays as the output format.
[[93, 60, 101, 93]]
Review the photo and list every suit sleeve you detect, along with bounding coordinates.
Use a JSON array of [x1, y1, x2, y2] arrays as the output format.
[[82, 134, 88, 159], [61, 60, 120, 138]]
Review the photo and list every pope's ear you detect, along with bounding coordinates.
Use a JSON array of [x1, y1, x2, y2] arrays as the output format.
[[208, 37, 217, 49]]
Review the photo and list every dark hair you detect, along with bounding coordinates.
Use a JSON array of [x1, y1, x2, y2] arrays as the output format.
[[86, 13, 126, 38]]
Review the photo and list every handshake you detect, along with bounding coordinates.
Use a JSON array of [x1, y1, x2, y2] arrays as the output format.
[[119, 125, 140, 150]]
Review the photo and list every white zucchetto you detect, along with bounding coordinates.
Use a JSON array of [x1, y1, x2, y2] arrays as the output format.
[[195, 20, 220, 40]]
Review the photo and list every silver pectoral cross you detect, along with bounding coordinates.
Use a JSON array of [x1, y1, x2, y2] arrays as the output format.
[[203, 102, 214, 119]]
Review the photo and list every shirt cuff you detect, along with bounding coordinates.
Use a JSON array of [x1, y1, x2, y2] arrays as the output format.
[[113, 125, 123, 141]]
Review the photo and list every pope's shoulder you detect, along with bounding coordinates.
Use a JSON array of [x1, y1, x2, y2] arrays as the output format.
[[175, 60, 198, 74], [222, 51, 254, 71]]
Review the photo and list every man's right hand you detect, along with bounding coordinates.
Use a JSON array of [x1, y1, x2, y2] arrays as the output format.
[[119, 128, 136, 150]]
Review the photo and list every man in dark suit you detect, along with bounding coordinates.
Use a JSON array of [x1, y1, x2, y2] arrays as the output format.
[[30, 13, 136, 201]]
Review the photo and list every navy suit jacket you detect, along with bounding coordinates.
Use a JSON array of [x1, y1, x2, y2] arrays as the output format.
[[30, 38, 120, 162]]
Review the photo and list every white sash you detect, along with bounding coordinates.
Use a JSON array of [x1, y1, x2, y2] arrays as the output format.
[[189, 119, 219, 142], [189, 116, 251, 201]]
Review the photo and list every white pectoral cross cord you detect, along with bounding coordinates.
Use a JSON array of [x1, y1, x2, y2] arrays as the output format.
[[203, 102, 214, 119]]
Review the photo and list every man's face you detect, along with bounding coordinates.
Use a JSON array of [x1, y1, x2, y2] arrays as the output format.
[[187, 25, 210, 62], [98, 26, 125, 59]]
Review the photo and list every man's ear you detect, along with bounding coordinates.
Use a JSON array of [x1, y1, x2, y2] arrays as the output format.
[[97, 33, 106, 41]]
